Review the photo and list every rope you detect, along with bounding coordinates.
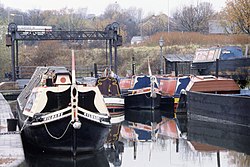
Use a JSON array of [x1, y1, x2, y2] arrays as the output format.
[[20, 117, 29, 132], [44, 120, 72, 140]]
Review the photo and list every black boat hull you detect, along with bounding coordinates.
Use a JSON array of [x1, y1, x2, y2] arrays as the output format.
[[23, 149, 110, 167], [125, 92, 161, 109], [18, 114, 110, 154], [125, 109, 162, 125], [187, 91, 250, 126]]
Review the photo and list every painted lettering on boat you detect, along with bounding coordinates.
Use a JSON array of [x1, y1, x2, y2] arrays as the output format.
[[43, 113, 63, 121], [83, 112, 101, 121]]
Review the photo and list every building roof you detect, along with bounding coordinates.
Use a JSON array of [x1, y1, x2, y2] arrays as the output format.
[[130, 36, 149, 45], [164, 54, 194, 62], [131, 36, 143, 42]]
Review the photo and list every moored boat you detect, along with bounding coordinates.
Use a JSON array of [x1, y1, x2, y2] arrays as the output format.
[[16, 51, 111, 155], [187, 91, 250, 126], [96, 68, 125, 124], [124, 75, 161, 109], [176, 75, 241, 114], [158, 75, 190, 114]]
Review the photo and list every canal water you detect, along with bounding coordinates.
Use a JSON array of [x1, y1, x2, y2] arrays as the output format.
[[3, 102, 250, 167]]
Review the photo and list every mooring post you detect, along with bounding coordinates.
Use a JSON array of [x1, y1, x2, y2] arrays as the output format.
[[175, 62, 178, 77], [216, 58, 219, 78], [132, 55, 135, 75], [217, 151, 221, 167], [94, 63, 98, 78]]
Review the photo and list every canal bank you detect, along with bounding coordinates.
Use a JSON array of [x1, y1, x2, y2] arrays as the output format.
[[0, 93, 24, 167]]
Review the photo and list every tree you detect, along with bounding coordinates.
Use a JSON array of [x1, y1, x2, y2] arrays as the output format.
[[173, 2, 215, 32], [223, 0, 250, 34], [31, 41, 62, 66], [27, 9, 46, 25], [101, 3, 143, 43], [102, 3, 121, 20], [0, 24, 11, 79]]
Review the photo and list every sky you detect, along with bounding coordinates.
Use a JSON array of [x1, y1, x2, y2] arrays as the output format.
[[0, 0, 227, 17]]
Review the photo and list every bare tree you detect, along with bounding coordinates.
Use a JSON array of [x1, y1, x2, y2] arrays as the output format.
[[27, 9, 46, 25], [173, 2, 214, 32], [223, 0, 250, 34], [102, 3, 122, 20]]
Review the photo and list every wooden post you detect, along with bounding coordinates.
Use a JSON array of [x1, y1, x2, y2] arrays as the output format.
[[132, 56, 135, 75], [175, 62, 178, 77], [94, 63, 98, 78], [216, 58, 219, 78]]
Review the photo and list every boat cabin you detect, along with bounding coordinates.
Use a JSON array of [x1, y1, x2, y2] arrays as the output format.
[[193, 46, 243, 63], [186, 75, 240, 94]]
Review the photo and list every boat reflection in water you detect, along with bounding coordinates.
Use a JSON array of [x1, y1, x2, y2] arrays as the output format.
[[119, 110, 250, 167], [17, 108, 250, 167], [188, 113, 250, 155], [20, 140, 124, 167], [21, 150, 110, 167], [125, 109, 163, 126]]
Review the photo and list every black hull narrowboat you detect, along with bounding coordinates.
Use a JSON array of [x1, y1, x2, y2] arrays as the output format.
[[96, 72, 125, 124], [124, 75, 162, 110], [19, 113, 110, 153], [125, 92, 161, 109], [187, 91, 250, 126], [16, 62, 111, 155]]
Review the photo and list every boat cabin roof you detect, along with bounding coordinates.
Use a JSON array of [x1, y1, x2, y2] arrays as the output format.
[[186, 75, 240, 94], [131, 75, 159, 90]]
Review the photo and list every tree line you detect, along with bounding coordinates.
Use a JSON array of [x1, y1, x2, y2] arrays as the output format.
[[0, 0, 249, 44]]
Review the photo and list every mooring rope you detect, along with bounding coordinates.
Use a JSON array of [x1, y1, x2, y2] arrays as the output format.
[[20, 117, 29, 132], [44, 120, 72, 140]]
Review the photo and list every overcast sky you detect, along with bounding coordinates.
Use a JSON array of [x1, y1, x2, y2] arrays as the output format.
[[1, 0, 227, 16]]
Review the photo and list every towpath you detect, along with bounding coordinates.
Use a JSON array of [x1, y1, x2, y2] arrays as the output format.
[[0, 93, 24, 167]]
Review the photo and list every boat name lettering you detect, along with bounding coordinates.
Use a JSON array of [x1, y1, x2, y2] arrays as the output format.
[[44, 113, 63, 121], [83, 112, 100, 121]]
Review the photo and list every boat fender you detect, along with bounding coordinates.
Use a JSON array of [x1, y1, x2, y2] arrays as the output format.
[[180, 89, 187, 95], [73, 121, 81, 129], [150, 92, 157, 98]]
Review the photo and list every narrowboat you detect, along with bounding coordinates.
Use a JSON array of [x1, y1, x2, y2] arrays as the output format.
[[96, 68, 124, 124], [124, 75, 161, 109], [16, 52, 111, 155]]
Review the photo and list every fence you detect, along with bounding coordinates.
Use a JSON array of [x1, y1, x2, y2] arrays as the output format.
[[1, 64, 109, 81]]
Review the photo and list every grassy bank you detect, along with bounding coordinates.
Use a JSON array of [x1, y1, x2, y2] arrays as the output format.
[[1, 32, 249, 79]]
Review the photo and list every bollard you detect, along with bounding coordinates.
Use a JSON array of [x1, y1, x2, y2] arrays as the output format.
[[7, 118, 18, 131]]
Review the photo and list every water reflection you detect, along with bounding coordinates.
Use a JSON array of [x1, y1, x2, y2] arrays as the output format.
[[187, 114, 250, 155], [19, 150, 110, 167], [16, 109, 250, 167]]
